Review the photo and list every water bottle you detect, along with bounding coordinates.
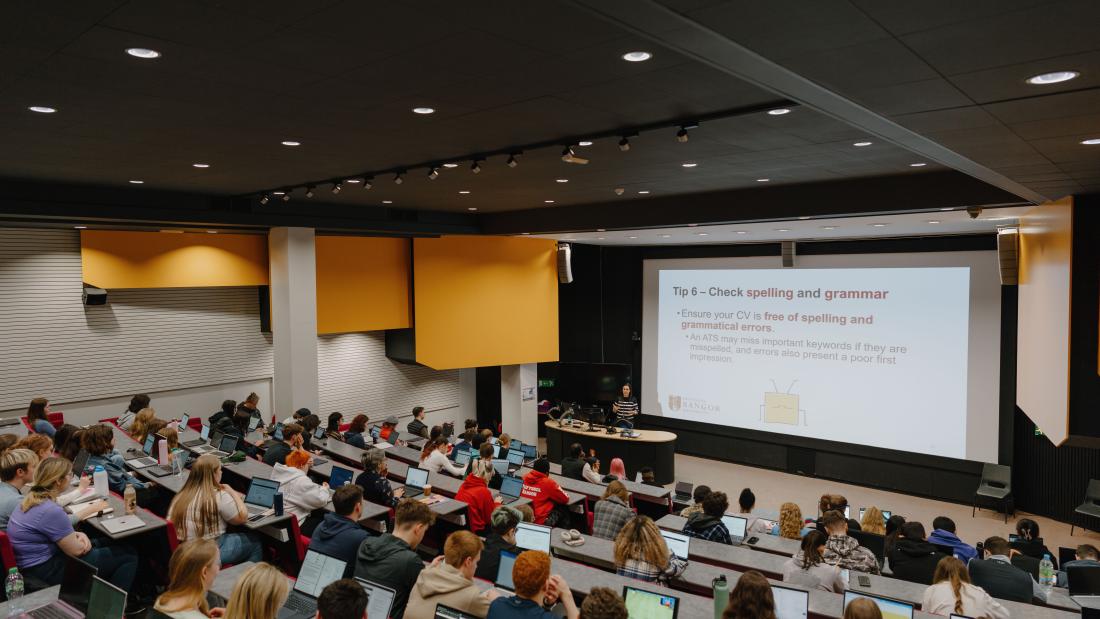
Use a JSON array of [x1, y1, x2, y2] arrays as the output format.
[[1039, 554, 1055, 593], [5, 567, 24, 616], [712, 574, 728, 619], [124, 483, 137, 515], [93, 465, 108, 498]]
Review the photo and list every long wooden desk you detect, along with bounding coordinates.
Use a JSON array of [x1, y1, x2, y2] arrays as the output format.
[[545, 420, 677, 484]]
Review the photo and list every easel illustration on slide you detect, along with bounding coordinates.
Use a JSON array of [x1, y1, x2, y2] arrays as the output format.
[[759, 379, 806, 426]]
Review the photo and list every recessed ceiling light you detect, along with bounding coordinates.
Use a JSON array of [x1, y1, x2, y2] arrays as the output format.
[[273, 191, 286, 195], [627, 236, 638, 239], [798, 216, 811, 220], [128, 180, 144, 184], [73, 225, 87, 229], [736, 230, 747, 235], [281, 140, 301, 147], [1081, 138, 1100, 145], [544, 200, 555, 204], [597, 237, 605, 240], [940, 207, 954, 211], [697, 232, 708, 236], [521, 232, 530, 235], [443, 163, 459, 168], [821, 226, 838, 230], [28, 106, 56, 114], [553, 179, 569, 185], [622, 51, 652, 62], [160, 229, 184, 234], [412, 107, 435, 114], [382, 200, 393, 204], [578, 141, 593, 147], [927, 220, 941, 224], [853, 141, 873, 147], [126, 47, 161, 59], [206, 230, 218, 234], [681, 162, 698, 168], [756, 178, 770, 182], [1026, 71, 1079, 85], [467, 207, 478, 211], [910, 162, 927, 167], [775, 228, 790, 232], [458, 190, 471, 194], [659, 234, 671, 238], [346, 179, 361, 184], [638, 190, 650, 194], [597, 228, 606, 232], [870, 223, 888, 227], [192, 163, 210, 168], [767, 108, 791, 116]]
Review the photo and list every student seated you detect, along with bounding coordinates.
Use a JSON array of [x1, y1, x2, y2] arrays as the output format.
[[0, 449, 41, 530], [821, 510, 880, 574], [153, 538, 226, 619], [262, 422, 303, 466], [356, 449, 402, 507], [281, 407, 310, 427], [560, 443, 586, 481], [736, 488, 773, 534], [723, 570, 775, 619], [235, 392, 265, 430], [475, 506, 523, 582], [579, 587, 628, 619], [581, 457, 602, 484], [420, 438, 466, 477], [52, 425, 82, 462], [682, 490, 733, 545], [406, 407, 429, 439], [927, 516, 977, 562], [209, 400, 237, 435], [14, 434, 52, 464], [613, 516, 687, 584], [520, 459, 570, 527], [224, 562, 288, 619], [922, 556, 1008, 619], [455, 457, 498, 535], [168, 454, 263, 564], [776, 501, 803, 539], [783, 530, 845, 593], [592, 481, 633, 540], [844, 597, 883, 619], [117, 394, 150, 432], [26, 398, 57, 437], [405, 530, 500, 619], [1058, 544, 1100, 588], [355, 499, 437, 619], [81, 424, 155, 496], [317, 578, 370, 619], [860, 506, 886, 535], [815, 494, 861, 533], [601, 458, 626, 483], [309, 485, 370, 577], [271, 449, 331, 536], [1011, 518, 1057, 567], [639, 467, 661, 486], [969, 536, 1046, 603], [0, 434, 18, 453], [459, 419, 479, 443], [884, 514, 907, 557], [343, 414, 369, 448], [300, 414, 321, 450], [325, 412, 344, 440], [487, 550, 578, 619], [886, 521, 949, 585], [129, 407, 161, 445], [380, 415, 400, 442], [8, 458, 135, 593], [679, 484, 710, 518]]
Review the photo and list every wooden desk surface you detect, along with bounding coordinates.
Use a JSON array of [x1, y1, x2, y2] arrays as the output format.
[[545, 420, 677, 443]]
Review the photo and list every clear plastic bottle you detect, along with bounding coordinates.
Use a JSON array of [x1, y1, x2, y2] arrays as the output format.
[[5, 567, 24, 616], [1039, 553, 1055, 594], [123, 483, 137, 514], [93, 465, 108, 498]]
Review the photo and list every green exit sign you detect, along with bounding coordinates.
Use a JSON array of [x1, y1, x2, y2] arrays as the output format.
[[1034, 425, 1044, 437], [538, 379, 555, 388]]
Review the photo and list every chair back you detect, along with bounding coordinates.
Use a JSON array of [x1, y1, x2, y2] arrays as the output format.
[[1085, 479, 1100, 504], [980, 463, 1012, 489], [46, 412, 64, 429], [849, 529, 886, 565], [0, 531, 16, 571], [187, 417, 203, 432], [1068, 564, 1100, 596]]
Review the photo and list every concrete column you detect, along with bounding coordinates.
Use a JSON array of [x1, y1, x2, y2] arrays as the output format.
[[458, 368, 477, 426], [500, 364, 538, 445], [268, 227, 319, 420]]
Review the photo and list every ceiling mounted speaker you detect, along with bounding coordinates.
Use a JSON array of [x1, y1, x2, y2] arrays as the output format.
[[82, 286, 107, 306], [781, 241, 796, 268], [997, 228, 1019, 285], [557, 243, 573, 284]]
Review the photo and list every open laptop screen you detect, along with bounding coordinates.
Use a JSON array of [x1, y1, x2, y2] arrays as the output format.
[[499, 475, 523, 498], [515, 523, 551, 554], [496, 550, 518, 591], [772, 585, 809, 619], [244, 478, 280, 508], [294, 550, 347, 597], [660, 531, 690, 559], [843, 591, 914, 619], [721, 515, 748, 539], [357, 578, 396, 619], [453, 449, 471, 466], [405, 467, 429, 490], [86, 576, 127, 619], [507, 449, 525, 466], [623, 586, 679, 619], [329, 466, 353, 488]]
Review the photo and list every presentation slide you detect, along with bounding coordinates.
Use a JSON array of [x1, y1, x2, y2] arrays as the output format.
[[642, 252, 1001, 462]]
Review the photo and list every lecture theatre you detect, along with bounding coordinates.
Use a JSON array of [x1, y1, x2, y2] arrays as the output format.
[[0, 3, 1098, 619]]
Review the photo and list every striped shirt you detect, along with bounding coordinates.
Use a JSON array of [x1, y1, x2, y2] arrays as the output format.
[[614, 397, 639, 419]]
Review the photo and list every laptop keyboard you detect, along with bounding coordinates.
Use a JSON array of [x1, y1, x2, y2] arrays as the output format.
[[29, 606, 72, 619], [285, 594, 316, 613]]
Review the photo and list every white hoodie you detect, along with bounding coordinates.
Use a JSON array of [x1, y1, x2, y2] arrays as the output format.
[[270, 463, 331, 524]]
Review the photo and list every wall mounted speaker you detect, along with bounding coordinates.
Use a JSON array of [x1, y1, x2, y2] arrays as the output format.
[[557, 243, 573, 284], [781, 241, 796, 268], [997, 228, 1019, 285], [82, 286, 107, 306]]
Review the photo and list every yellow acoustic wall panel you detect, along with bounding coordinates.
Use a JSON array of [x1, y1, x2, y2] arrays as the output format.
[[315, 236, 411, 334], [80, 230, 268, 289], [414, 236, 559, 370]]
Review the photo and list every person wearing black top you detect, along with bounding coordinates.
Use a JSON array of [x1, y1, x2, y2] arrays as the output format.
[[406, 407, 429, 439], [236, 392, 265, 429], [263, 423, 303, 465], [560, 443, 586, 481], [611, 384, 638, 424], [474, 505, 523, 582], [1011, 518, 1058, 568], [886, 522, 949, 585]]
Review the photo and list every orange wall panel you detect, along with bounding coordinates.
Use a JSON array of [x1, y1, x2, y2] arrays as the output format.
[[80, 230, 268, 288], [315, 236, 411, 334], [414, 236, 559, 370]]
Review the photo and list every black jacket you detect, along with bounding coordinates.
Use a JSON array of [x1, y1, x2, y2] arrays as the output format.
[[407, 418, 428, 439], [1012, 538, 1057, 568], [969, 557, 1035, 603], [263, 441, 293, 466], [474, 533, 522, 582], [560, 456, 585, 481], [354, 534, 423, 619], [886, 539, 948, 584], [815, 517, 862, 533]]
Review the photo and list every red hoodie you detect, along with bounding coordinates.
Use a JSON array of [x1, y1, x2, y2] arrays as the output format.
[[455, 474, 496, 533], [520, 470, 569, 524]]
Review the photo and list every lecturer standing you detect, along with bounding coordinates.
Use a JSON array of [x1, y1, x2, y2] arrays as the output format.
[[611, 384, 638, 425]]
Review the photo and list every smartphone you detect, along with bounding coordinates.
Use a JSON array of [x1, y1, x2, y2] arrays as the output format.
[[746, 536, 759, 545], [858, 575, 871, 587]]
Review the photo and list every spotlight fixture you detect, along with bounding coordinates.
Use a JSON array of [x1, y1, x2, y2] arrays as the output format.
[[1081, 138, 1100, 145], [853, 141, 872, 147], [382, 200, 393, 204], [128, 180, 144, 184], [618, 137, 631, 152], [561, 146, 589, 165], [259, 194, 270, 205], [614, 187, 625, 196], [305, 186, 315, 198], [578, 141, 593, 147], [555, 179, 569, 183], [756, 178, 770, 182], [331, 181, 342, 194], [346, 178, 361, 184], [506, 153, 519, 168], [428, 167, 440, 180], [468, 207, 478, 211], [681, 162, 698, 168], [412, 107, 435, 114], [273, 191, 285, 195], [443, 163, 459, 168], [126, 48, 161, 59], [909, 163, 927, 167], [676, 127, 689, 143], [74, 225, 87, 229], [28, 106, 57, 114], [1026, 71, 1078, 85], [821, 226, 837, 230], [363, 177, 373, 190], [767, 108, 791, 115], [638, 190, 650, 194], [281, 192, 291, 202], [281, 140, 301, 147], [622, 51, 652, 62], [192, 163, 210, 168], [458, 190, 471, 194], [471, 160, 482, 174], [393, 172, 404, 184]]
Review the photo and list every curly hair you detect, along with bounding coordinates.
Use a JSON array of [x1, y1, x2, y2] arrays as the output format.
[[778, 502, 803, 539], [581, 587, 628, 619]]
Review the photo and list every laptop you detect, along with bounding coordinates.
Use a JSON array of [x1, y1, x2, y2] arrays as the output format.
[[515, 522, 551, 554], [25, 556, 97, 617], [520, 443, 537, 459], [356, 578, 396, 619], [495, 550, 518, 591], [85, 576, 128, 619], [313, 426, 326, 441], [277, 550, 347, 619], [403, 467, 430, 499], [369, 426, 381, 442], [243, 477, 281, 520], [772, 585, 809, 619], [858, 508, 893, 524], [673, 481, 693, 502], [124, 434, 160, 468], [623, 586, 680, 619], [843, 591, 914, 619], [450, 443, 471, 461], [100, 514, 146, 535], [388, 430, 401, 444], [498, 475, 524, 504], [182, 424, 210, 448], [329, 466, 354, 488], [1068, 565, 1100, 596], [721, 515, 748, 543], [435, 605, 481, 619], [492, 444, 501, 458], [178, 414, 190, 430], [506, 449, 525, 472], [661, 530, 690, 559], [71, 449, 91, 483], [192, 428, 224, 454], [843, 505, 851, 519], [248, 415, 261, 432], [271, 422, 285, 441], [454, 449, 472, 467], [491, 459, 509, 476], [209, 434, 240, 458]]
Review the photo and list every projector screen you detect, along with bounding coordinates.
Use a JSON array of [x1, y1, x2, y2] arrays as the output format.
[[641, 251, 1001, 462]]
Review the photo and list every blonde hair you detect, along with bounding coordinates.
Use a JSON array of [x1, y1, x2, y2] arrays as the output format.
[[860, 506, 885, 535], [156, 539, 219, 616], [0, 448, 39, 483], [932, 556, 971, 616], [778, 502, 803, 540], [470, 457, 494, 482], [614, 516, 669, 569], [21, 457, 71, 512], [130, 407, 159, 444], [224, 562, 287, 619], [160, 426, 179, 451], [499, 433, 511, 448], [168, 455, 224, 540], [602, 480, 630, 503]]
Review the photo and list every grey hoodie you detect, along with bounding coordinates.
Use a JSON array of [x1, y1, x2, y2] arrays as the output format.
[[354, 533, 423, 619], [823, 534, 880, 574], [403, 562, 492, 619]]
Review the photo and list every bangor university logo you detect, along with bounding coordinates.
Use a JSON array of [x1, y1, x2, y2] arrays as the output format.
[[668, 394, 681, 411]]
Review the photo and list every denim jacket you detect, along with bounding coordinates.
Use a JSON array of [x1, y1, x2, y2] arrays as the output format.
[[87, 451, 150, 493]]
